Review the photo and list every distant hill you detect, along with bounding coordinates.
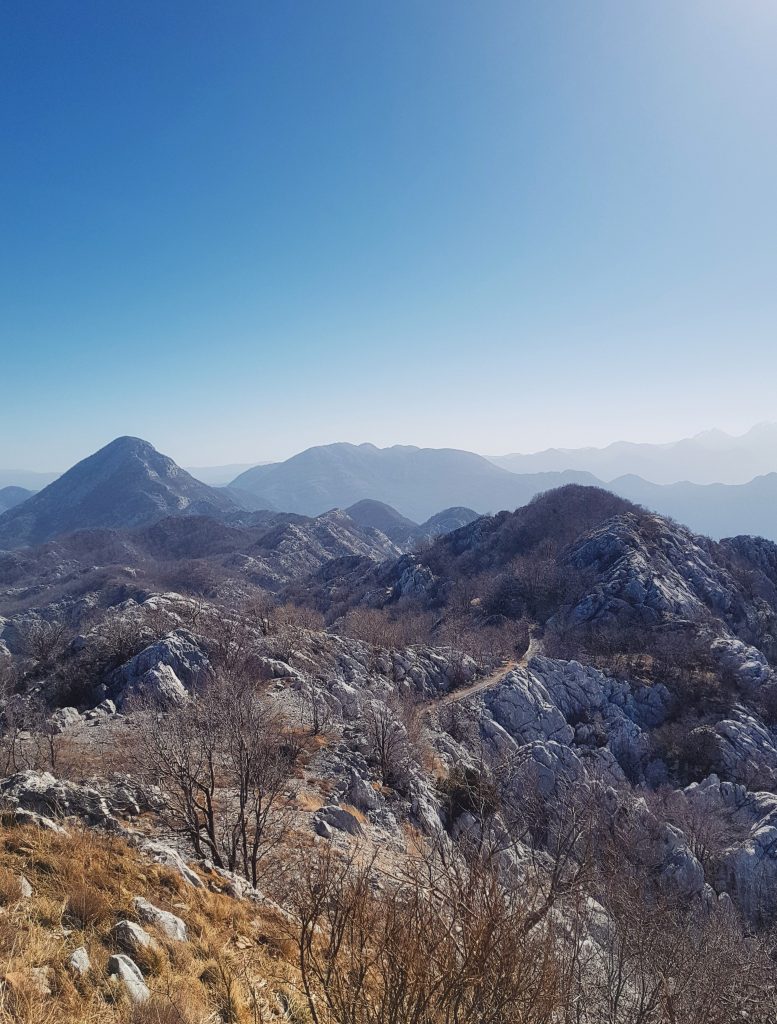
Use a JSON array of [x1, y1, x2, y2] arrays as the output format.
[[345, 499, 418, 543], [610, 472, 777, 541], [0, 486, 34, 514], [490, 423, 777, 485], [231, 442, 600, 521], [416, 506, 479, 541], [0, 437, 237, 550], [186, 463, 267, 486], [344, 499, 478, 548]]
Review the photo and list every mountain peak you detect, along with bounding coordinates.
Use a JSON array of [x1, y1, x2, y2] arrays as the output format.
[[0, 438, 236, 549]]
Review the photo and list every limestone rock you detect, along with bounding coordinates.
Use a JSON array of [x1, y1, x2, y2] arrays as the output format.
[[0, 770, 118, 829], [131, 896, 187, 941], [67, 946, 91, 976], [113, 919, 157, 954], [111, 628, 212, 707], [107, 954, 150, 1004], [139, 840, 204, 888], [315, 805, 363, 836]]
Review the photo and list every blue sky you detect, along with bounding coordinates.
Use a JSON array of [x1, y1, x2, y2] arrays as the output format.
[[2, 1, 776, 470]]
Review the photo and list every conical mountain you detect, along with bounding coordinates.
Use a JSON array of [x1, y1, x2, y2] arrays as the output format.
[[0, 436, 237, 549]]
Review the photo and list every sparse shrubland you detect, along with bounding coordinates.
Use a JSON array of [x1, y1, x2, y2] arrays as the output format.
[[4, 485, 777, 1019]]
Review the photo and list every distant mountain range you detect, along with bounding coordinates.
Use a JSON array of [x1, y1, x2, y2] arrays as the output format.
[[5, 431, 777, 550], [231, 442, 598, 521], [184, 462, 269, 486], [610, 473, 777, 542], [0, 439, 482, 558], [0, 469, 59, 490], [490, 423, 777, 485]]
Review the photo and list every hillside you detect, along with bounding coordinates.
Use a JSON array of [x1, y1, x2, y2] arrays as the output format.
[[3, 485, 777, 1019]]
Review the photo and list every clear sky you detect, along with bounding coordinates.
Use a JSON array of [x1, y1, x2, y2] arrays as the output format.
[[2, 1, 776, 470]]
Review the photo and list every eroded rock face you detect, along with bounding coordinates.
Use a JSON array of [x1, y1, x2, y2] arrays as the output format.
[[566, 514, 739, 625], [0, 771, 118, 829], [111, 628, 212, 706], [711, 637, 773, 691], [679, 775, 777, 924]]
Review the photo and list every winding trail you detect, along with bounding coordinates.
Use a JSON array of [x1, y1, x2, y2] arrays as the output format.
[[439, 637, 540, 706]]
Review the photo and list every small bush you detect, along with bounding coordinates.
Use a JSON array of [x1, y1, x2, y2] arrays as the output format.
[[65, 881, 113, 929], [0, 865, 22, 905]]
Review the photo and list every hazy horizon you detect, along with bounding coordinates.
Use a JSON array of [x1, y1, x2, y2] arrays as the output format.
[[3, 2, 777, 470], [2, 420, 777, 478]]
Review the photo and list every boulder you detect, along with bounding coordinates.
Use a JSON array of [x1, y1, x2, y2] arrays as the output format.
[[112, 919, 157, 954], [131, 896, 187, 941], [139, 840, 204, 888], [107, 954, 150, 1004], [49, 706, 82, 733], [67, 946, 91, 976], [345, 769, 379, 811], [315, 805, 363, 836]]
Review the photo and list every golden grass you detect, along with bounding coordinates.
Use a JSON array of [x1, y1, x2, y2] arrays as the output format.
[[338, 804, 366, 825], [0, 822, 310, 1024]]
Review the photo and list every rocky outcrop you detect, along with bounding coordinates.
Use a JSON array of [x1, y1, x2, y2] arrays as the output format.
[[0, 771, 119, 829], [111, 628, 212, 706]]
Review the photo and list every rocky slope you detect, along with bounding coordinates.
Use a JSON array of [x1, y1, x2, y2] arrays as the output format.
[[4, 484, 777, 1019]]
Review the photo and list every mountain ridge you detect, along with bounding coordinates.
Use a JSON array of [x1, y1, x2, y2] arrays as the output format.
[[490, 422, 777, 485]]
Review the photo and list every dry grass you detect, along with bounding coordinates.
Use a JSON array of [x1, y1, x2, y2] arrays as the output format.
[[0, 868, 23, 907], [338, 804, 366, 825], [293, 790, 325, 814], [0, 822, 308, 1024]]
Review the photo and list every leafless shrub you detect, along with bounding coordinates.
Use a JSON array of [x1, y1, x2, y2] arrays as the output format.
[[362, 699, 416, 790], [290, 842, 563, 1024], [17, 617, 70, 669]]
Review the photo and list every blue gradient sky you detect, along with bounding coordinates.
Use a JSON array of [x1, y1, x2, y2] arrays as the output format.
[[2, 1, 777, 470]]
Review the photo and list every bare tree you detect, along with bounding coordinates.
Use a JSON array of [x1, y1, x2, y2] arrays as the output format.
[[135, 673, 296, 887], [18, 618, 69, 670], [363, 699, 415, 789], [298, 677, 333, 737]]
